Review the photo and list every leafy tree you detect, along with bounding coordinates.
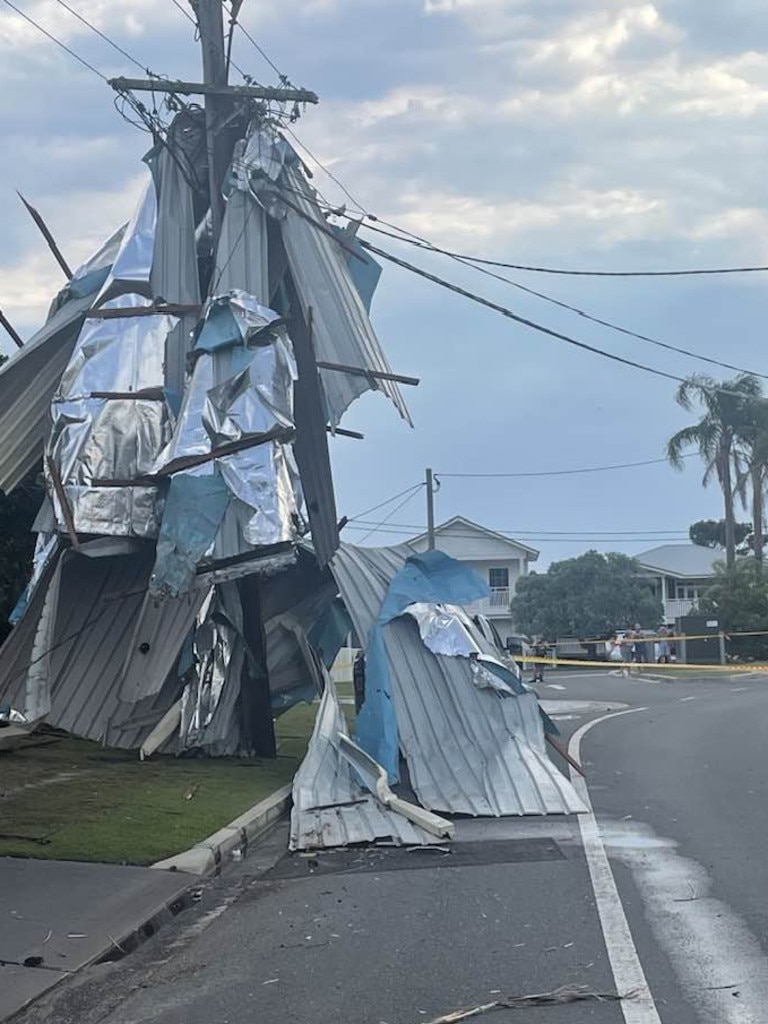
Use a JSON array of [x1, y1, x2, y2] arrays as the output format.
[[689, 519, 752, 550], [667, 373, 762, 569], [510, 550, 662, 639], [698, 561, 768, 660]]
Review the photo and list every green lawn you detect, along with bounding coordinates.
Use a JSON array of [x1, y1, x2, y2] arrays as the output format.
[[0, 700, 325, 866]]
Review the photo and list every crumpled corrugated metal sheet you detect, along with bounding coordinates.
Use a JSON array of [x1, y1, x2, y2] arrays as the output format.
[[0, 543, 204, 748], [290, 675, 439, 850], [150, 139, 201, 397], [330, 543, 585, 817], [0, 230, 124, 494], [278, 165, 412, 429]]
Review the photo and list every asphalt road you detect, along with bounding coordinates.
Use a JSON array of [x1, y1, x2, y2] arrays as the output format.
[[14, 667, 768, 1024]]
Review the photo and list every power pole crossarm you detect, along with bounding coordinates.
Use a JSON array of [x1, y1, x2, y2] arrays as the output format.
[[108, 77, 318, 104]]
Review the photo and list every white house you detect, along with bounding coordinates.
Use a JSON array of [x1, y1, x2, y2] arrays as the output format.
[[635, 544, 723, 625], [408, 516, 539, 645]]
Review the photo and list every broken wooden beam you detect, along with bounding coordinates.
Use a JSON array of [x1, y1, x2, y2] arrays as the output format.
[[0, 309, 23, 349], [45, 456, 80, 550], [17, 192, 72, 279], [315, 361, 419, 386]]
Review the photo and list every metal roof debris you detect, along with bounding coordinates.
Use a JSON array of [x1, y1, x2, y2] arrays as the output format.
[[0, 103, 579, 841], [330, 544, 585, 816]]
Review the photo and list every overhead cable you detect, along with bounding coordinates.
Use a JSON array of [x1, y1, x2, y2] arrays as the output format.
[[223, 0, 286, 81], [51, 0, 154, 75], [356, 485, 426, 543], [168, 0, 196, 27], [347, 521, 689, 536], [2, 0, 108, 80], [358, 240, 689, 386], [437, 453, 696, 478], [358, 222, 768, 381], [346, 482, 425, 523]]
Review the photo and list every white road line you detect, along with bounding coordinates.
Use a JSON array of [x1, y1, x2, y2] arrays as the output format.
[[679, 696, 696, 702], [569, 709, 661, 1024], [731, 687, 748, 693]]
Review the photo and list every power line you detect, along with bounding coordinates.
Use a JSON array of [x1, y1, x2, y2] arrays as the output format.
[[436, 453, 696, 479], [51, 0, 153, 75], [358, 239, 690, 386], [169, 0, 196, 27], [356, 485, 425, 543], [223, 0, 285, 81], [343, 524, 689, 543], [362, 223, 768, 278], [358, 221, 768, 382], [346, 482, 424, 523], [348, 521, 689, 536], [2, 0, 108, 80]]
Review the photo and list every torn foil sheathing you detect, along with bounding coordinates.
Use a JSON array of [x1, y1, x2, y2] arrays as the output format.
[[331, 543, 585, 817], [152, 291, 300, 566], [290, 675, 440, 851], [47, 173, 177, 538]]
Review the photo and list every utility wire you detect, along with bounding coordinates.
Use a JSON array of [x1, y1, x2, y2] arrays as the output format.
[[362, 222, 768, 277], [358, 221, 768, 382], [343, 524, 688, 541], [359, 239, 689, 387], [348, 521, 688, 536], [51, 0, 153, 75], [169, 0, 196, 27], [223, 0, 285, 81], [346, 482, 424, 523], [437, 453, 696, 478], [2, 0, 107, 80], [279, 139, 768, 379], [356, 485, 425, 544]]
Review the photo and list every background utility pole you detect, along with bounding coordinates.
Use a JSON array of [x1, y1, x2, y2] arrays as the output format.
[[195, 0, 228, 247], [426, 467, 435, 549]]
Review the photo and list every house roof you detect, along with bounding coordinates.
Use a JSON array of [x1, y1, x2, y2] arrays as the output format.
[[635, 544, 724, 579], [408, 515, 540, 560]]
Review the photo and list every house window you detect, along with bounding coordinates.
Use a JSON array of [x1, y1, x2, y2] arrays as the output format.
[[488, 567, 509, 590], [675, 584, 699, 601]]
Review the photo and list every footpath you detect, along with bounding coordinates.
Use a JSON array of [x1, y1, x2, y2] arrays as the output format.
[[0, 703, 317, 1020]]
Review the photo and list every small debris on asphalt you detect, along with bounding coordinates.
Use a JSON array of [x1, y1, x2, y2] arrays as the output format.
[[422, 984, 630, 1023], [43, 929, 52, 944], [22, 956, 44, 968], [263, 978, 279, 985]]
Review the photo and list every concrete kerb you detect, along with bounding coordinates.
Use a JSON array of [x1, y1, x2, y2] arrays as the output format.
[[151, 782, 293, 876]]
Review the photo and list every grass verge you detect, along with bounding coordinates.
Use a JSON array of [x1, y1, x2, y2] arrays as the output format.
[[0, 700, 325, 866]]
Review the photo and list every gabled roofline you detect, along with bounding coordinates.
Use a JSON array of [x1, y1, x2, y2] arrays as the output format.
[[407, 515, 540, 561], [636, 559, 719, 580]]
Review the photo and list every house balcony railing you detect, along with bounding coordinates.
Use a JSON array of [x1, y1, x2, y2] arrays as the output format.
[[664, 597, 696, 621], [471, 587, 511, 617]]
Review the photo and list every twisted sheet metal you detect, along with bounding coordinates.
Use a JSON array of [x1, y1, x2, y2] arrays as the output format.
[[330, 543, 585, 817], [290, 676, 437, 850], [0, 544, 204, 748], [278, 165, 411, 428], [0, 230, 124, 494]]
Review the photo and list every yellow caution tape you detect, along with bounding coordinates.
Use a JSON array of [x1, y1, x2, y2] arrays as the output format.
[[518, 654, 768, 672], [552, 628, 768, 646]]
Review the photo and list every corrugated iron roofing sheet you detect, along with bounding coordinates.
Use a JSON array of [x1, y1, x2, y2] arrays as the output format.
[[330, 543, 585, 817], [0, 544, 203, 748], [279, 166, 412, 429], [289, 676, 437, 850]]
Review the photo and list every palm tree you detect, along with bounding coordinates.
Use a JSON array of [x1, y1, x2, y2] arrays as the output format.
[[735, 398, 768, 566], [667, 374, 763, 569]]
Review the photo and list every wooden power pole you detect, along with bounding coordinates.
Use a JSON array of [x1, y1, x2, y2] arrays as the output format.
[[108, 3, 318, 250], [195, 0, 228, 246]]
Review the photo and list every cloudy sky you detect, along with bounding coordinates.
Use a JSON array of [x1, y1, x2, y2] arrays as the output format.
[[2, 0, 768, 565]]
